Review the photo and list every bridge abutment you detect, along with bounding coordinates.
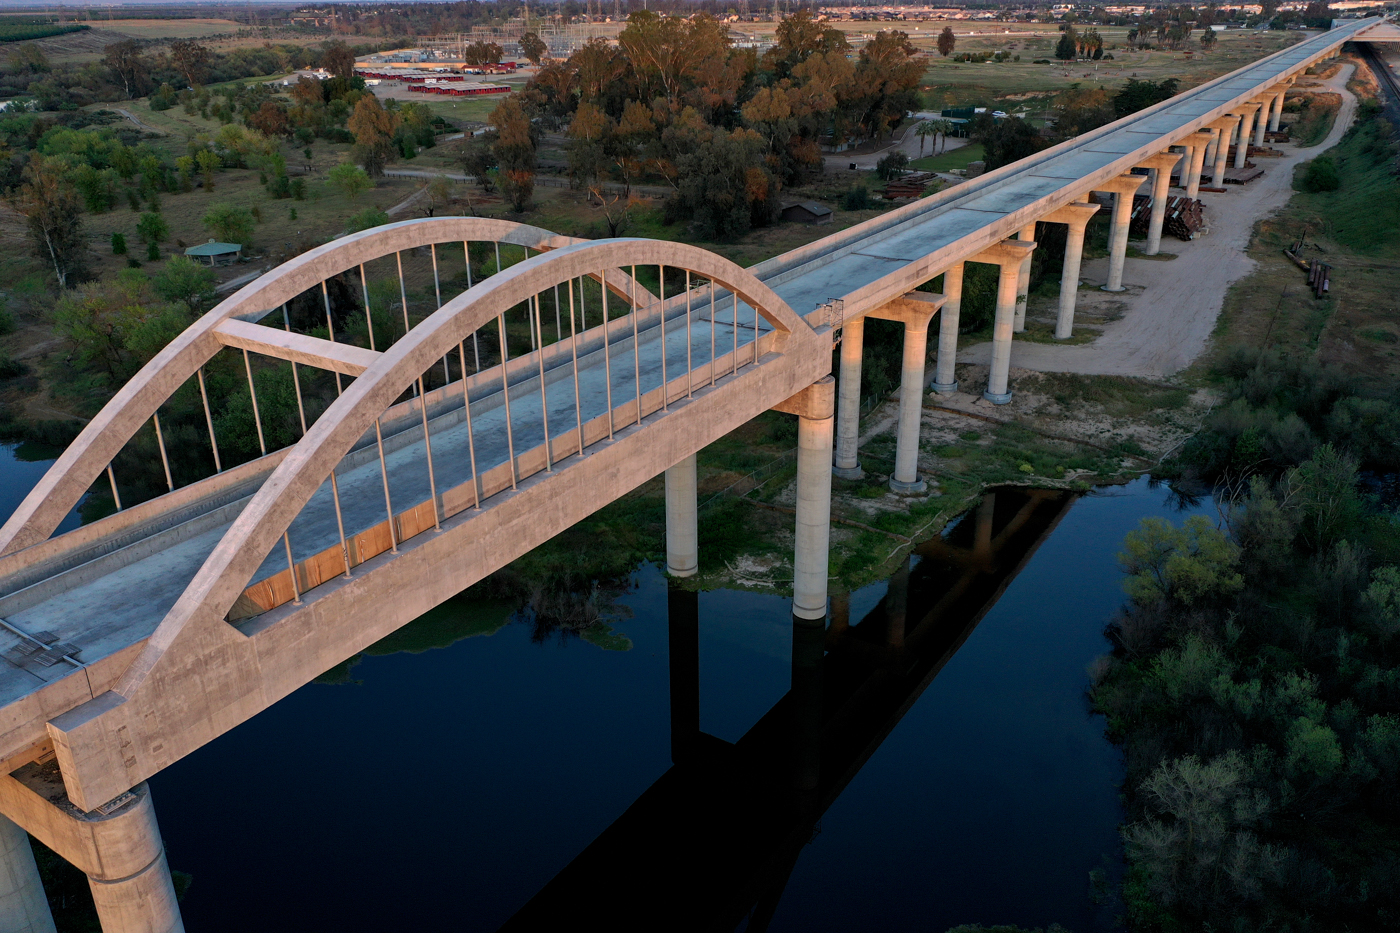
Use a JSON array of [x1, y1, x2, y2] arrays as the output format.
[[665, 455, 698, 578], [0, 814, 55, 933]]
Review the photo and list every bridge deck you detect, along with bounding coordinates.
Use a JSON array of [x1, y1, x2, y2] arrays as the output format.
[[0, 21, 1376, 731]]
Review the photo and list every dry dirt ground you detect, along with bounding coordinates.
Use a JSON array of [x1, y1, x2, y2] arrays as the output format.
[[957, 62, 1360, 380]]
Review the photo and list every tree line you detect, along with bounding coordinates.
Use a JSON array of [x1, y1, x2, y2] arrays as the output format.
[[466, 10, 924, 239]]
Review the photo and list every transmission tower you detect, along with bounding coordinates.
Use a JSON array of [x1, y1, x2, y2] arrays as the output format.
[[614, 0, 622, 20]]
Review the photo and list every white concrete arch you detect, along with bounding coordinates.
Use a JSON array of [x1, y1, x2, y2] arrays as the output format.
[[108, 236, 817, 701], [0, 217, 591, 558]]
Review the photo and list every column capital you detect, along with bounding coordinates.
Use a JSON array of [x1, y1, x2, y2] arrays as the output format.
[[1186, 129, 1215, 143], [773, 374, 835, 420], [1042, 200, 1100, 228], [1137, 150, 1182, 172], [973, 239, 1035, 268], [867, 290, 946, 326], [1206, 115, 1237, 132], [1230, 101, 1263, 115], [1095, 172, 1147, 196]]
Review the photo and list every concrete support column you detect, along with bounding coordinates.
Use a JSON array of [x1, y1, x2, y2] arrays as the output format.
[[976, 240, 1033, 405], [785, 377, 835, 621], [664, 454, 698, 578], [1043, 200, 1098, 340], [0, 815, 55, 933], [1253, 103, 1268, 147], [1269, 90, 1285, 132], [1013, 223, 1035, 332], [667, 583, 700, 765], [891, 310, 935, 494], [1141, 151, 1179, 256], [1213, 117, 1236, 186], [1186, 134, 1210, 199], [0, 772, 182, 933], [1100, 174, 1144, 293], [1234, 107, 1257, 168], [1203, 128, 1219, 170], [832, 316, 865, 479], [931, 263, 964, 394]]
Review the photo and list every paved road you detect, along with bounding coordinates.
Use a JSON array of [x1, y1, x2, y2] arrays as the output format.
[[958, 62, 1360, 379]]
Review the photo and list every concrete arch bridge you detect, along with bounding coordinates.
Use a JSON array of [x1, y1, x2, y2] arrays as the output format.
[[0, 17, 1395, 932]]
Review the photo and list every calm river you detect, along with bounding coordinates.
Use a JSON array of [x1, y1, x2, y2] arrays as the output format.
[[0, 443, 1211, 932]]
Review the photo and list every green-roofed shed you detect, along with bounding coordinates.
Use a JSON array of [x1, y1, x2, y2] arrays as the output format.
[[185, 240, 242, 266]]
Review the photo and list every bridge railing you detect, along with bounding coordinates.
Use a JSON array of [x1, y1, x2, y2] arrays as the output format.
[[223, 245, 795, 620]]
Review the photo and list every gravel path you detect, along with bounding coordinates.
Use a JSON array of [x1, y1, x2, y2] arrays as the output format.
[[958, 63, 1359, 379]]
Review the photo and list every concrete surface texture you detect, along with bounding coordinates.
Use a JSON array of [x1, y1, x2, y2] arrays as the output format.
[[0, 18, 1382, 833], [958, 62, 1360, 378]]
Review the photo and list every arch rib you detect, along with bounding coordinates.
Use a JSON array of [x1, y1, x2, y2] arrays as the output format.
[[0, 218, 584, 558]]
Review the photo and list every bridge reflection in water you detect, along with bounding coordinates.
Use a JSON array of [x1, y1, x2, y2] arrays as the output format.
[[503, 486, 1074, 932]]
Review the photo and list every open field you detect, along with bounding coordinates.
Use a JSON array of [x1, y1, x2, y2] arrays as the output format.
[[18, 18, 244, 63], [917, 26, 1301, 111]]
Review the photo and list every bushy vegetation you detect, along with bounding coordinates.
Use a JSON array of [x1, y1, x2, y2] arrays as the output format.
[[1095, 316, 1400, 930], [0, 22, 88, 43], [1168, 347, 1400, 485]]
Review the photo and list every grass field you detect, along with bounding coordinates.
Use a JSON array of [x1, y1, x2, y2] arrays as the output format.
[[910, 143, 985, 173], [917, 26, 1300, 111]]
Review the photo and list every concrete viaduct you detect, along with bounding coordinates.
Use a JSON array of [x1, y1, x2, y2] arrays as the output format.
[[0, 18, 1394, 932]]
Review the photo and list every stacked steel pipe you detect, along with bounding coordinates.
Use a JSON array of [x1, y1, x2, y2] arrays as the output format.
[[1126, 195, 1206, 240]]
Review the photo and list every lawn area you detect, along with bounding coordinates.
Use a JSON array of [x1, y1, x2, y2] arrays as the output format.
[[910, 143, 985, 173]]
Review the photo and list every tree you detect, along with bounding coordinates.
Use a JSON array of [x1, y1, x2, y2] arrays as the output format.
[[520, 31, 548, 66], [169, 40, 211, 88], [52, 272, 189, 381], [567, 101, 611, 188], [249, 101, 290, 138], [420, 175, 454, 217], [1119, 515, 1244, 606], [195, 149, 220, 190], [914, 119, 938, 157], [103, 40, 148, 100], [854, 31, 924, 139], [1200, 28, 1218, 52], [347, 207, 390, 233], [152, 256, 216, 313], [328, 162, 373, 200], [491, 96, 537, 212], [1056, 26, 1079, 61], [322, 40, 356, 80], [463, 41, 504, 67], [876, 150, 909, 180], [348, 94, 400, 177], [136, 212, 168, 249], [971, 114, 1046, 170], [8, 154, 85, 290], [937, 25, 956, 58], [111, 232, 126, 255], [202, 203, 255, 247], [1114, 78, 1180, 118]]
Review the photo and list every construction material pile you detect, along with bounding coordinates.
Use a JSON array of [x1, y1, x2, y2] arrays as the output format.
[[1283, 239, 1331, 298], [1125, 195, 1206, 241]]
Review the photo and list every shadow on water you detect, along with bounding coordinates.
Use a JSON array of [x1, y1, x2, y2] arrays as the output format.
[[502, 486, 1078, 932]]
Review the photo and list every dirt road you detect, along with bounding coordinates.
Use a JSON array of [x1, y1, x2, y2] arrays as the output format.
[[958, 63, 1359, 379]]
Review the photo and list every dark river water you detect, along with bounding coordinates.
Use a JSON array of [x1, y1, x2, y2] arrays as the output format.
[[0, 443, 1212, 932]]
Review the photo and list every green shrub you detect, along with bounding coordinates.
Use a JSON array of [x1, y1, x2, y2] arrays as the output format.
[[841, 184, 872, 211], [1298, 155, 1340, 192]]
